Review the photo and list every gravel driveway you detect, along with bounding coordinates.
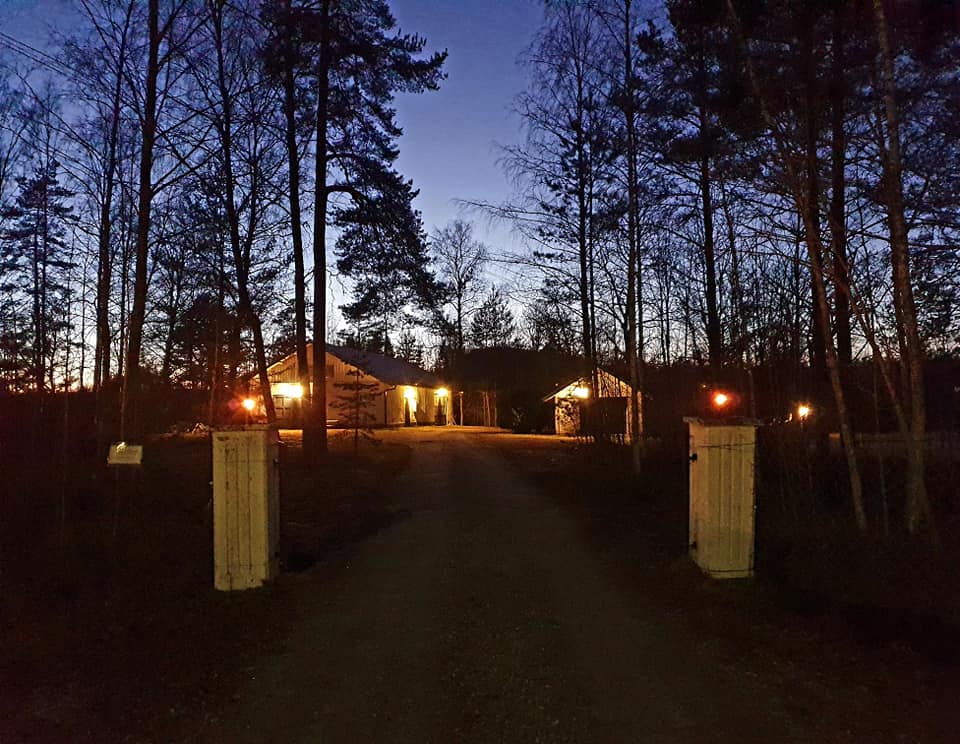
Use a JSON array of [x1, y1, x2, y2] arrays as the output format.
[[212, 428, 955, 743]]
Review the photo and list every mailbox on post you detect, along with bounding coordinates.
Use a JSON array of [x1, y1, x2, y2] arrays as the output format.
[[212, 426, 280, 591], [684, 417, 759, 579], [107, 442, 143, 467]]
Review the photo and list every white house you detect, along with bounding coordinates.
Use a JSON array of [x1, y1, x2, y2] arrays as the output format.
[[265, 343, 450, 427], [544, 370, 637, 441]]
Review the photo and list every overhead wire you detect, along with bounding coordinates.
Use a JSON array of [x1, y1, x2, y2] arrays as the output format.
[[0, 30, 74, 79]]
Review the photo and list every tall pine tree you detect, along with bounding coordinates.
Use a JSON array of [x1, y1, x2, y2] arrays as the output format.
[[264, 0, 445, 462]]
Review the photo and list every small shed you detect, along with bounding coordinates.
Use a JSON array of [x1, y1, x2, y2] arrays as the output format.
[[544, 370, 637, 441], [266, 343, 450, 427]]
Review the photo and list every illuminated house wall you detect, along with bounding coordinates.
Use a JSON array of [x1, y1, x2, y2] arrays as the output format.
[[265, 343, 448, 427]]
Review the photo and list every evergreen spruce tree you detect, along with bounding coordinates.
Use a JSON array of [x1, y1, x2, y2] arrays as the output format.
[[470, 286, 518, 349], [336, 173, 442, 356], [0, 162, 76, 392], [332, 354, 381, 455]]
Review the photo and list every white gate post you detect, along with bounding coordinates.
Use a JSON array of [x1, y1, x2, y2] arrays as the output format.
[[685, 417, 759, 579], [212, 426, 280, 590]]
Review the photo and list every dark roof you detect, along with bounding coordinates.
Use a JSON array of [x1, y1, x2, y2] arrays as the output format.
[[267, 343, 442, 388], [327, 344, 442, 388]]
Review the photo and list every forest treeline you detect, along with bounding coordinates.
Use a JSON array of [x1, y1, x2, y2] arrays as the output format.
[[0, 1, 958, 537], [0, 0, 447, 462], [486, 0, 959, 541]]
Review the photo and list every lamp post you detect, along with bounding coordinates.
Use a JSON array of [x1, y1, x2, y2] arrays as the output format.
[[796, 402, 814, 496], [436, 387, 449, 425], [242, 397, 255, 426]]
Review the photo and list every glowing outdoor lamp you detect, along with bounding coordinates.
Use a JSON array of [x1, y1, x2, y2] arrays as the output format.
[[403, 386, 418, 401], [797, 403, 812, 421], [436, 387, 449, 398], [711, 391, 731, 410], [572, 385, 590, 399], [242, 397, 256, 412]]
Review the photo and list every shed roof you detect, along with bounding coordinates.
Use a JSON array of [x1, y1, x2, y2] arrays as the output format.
[[542, 369, 633, 402]]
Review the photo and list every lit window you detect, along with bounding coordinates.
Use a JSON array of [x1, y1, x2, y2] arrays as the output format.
[[276, 382, 303, 398]]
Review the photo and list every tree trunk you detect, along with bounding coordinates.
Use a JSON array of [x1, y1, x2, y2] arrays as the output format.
[[305, 0, 331, 463], [802, 201, 867, 531], [116, 201, 131, 379], [699, 141, 721, 372], [31, 219, 43, 393], [622, 0, 642, 472], [575, 72, 591, 374], [829, 6, 852, 365], [93, 0, 133, 405], [720, 180, 747, 364], [210, 0, 276, 424], [725, 0, 867, 531], [695, 30, 721, 373], [282, 0, 310, 426], [803, 21, 827, 388], [871, 0, 933, 539], [208, 238, 224, 425], [455, 287, 464, 356], [791, 219, 802, 369], [120, 0, 160, 443]]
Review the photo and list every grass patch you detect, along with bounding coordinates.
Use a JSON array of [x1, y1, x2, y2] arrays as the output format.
[[0, 431, 411, 741]]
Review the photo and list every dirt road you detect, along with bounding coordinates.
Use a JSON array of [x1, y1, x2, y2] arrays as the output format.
[[210, 429, 952, 743]]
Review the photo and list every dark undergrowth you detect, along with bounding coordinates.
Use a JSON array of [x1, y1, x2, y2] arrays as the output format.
[[494, 434, 960, 665], [493, 433, 960, 739], [0, 432, 410, 742]]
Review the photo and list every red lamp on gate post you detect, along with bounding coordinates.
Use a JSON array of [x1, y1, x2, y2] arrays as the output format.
[[709, 389, 741, 416]]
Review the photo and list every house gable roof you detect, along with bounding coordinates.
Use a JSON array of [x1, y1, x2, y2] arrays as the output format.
[[327, 344, 442, 388], [267, 343, 442, 388]]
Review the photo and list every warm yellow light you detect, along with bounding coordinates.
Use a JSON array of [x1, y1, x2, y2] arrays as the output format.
[[277, 382, 303, 398], [712, 391, 730, 408], [572, 386, 590, 399], [797, 404, 812, 420], [436, 387, 449, 398], [242, 397, 256, 412], [403, 386, 418, 401]]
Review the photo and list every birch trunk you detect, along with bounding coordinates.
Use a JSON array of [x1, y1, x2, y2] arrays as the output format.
[[871, 0, 933, 538]]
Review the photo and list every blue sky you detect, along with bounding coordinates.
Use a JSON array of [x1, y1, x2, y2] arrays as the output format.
[[389, 0, 543, 253], [1, 0, 543, 254]]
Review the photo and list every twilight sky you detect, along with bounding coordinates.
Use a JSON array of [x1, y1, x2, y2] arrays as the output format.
[[389, 0, 543, 257], [1, 0, 544, 267]]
